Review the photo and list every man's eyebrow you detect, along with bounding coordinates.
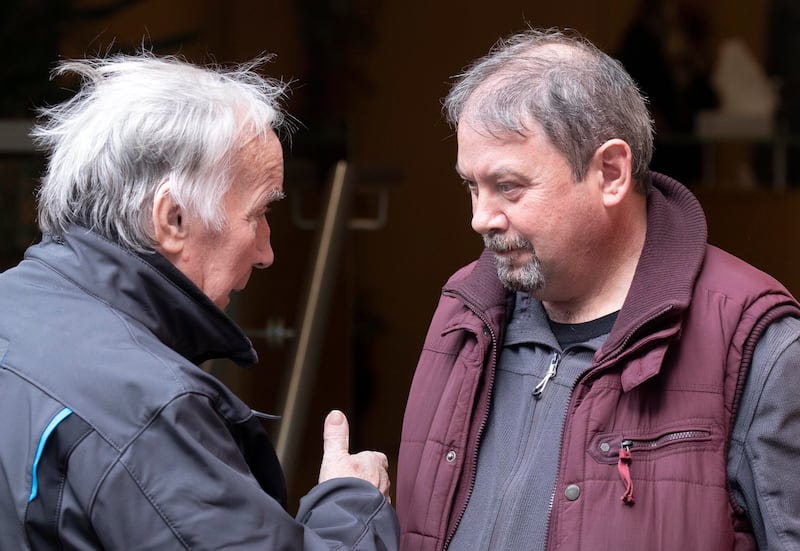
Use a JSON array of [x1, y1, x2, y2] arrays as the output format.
[[267, 188, 286, 203], [454, 164, 526, 181]]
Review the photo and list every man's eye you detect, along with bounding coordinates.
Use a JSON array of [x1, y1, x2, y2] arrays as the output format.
[[462, 180, 477, 194]]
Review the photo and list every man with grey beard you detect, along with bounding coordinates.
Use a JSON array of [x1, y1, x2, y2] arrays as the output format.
[[483, 233, 541, 292], [396, 28, 800, 551]]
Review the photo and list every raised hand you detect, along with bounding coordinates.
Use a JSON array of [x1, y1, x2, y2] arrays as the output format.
[[319, 410, 391, 501]]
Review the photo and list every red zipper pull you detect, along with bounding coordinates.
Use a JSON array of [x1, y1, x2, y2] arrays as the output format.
[[618, 440, 635, 505]]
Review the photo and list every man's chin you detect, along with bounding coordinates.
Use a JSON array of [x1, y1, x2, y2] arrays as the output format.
[[496, 266, 543, 294]]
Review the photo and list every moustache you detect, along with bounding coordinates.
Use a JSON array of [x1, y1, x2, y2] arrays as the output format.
[[483, 234, 533, 253]]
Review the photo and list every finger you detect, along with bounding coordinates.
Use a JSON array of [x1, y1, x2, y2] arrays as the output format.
[[381, 470, 391, 497], [322, 409, 350, 457]]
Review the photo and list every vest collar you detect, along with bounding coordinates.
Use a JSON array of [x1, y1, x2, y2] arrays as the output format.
[[597, 172, 707, 370]]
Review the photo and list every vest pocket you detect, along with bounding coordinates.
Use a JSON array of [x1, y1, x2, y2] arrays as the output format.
[[589, 425, 713, 465], [588, 426, 714, 505]]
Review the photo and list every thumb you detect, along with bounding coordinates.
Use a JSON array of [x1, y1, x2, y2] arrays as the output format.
[[322, 409, 350, 457]]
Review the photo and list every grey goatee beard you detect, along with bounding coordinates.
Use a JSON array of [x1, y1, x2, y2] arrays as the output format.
[[483, 233, 544, 293]]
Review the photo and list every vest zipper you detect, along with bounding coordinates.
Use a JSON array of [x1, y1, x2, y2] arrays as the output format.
[[616, 430, 711, 506], [442, 299, 498, 550], [620, 429, 711, 449], [618, 440, 634, 504], [545, 358, 583, 547]]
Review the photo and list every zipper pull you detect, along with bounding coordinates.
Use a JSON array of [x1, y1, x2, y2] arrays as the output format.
[[533, 352, 560, 398], [618, 439, 635, 505]]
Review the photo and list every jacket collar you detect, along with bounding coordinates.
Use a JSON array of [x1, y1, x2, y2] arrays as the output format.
[[27, 226, 258, 368]]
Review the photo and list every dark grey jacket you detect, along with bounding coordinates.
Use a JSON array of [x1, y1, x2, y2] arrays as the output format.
[[0, 226, 398, 550]]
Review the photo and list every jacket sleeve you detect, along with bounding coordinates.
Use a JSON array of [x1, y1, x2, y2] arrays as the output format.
[[89, 392, 399, 550], [729, 316, 800, 549], [297, 478, 399, 550]]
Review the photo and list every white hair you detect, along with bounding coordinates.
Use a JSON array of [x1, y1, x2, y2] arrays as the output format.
[[32, 52, 291, 251]]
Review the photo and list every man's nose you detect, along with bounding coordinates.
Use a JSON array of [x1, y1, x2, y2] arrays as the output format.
[[253, 219, 274, 270], [471, 193, 507, 235]]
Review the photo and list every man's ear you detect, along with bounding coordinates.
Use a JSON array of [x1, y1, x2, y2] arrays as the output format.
[[596, 139, 633, 207], [151, 181, 186, 257]]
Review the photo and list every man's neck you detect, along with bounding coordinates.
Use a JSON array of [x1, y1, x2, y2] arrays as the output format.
[[542, 202, 647, 324]]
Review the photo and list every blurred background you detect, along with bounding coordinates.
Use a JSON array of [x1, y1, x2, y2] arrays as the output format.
[[1, 0, 799, 507]]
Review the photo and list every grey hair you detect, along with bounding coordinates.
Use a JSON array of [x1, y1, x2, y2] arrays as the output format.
[[32, 51, 291, 251], [444, 28, 654, 191]]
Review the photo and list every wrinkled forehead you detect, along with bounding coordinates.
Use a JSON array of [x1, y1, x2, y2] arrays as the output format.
[[235, 130, 283, 169], [225, 130, 284, 203]]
